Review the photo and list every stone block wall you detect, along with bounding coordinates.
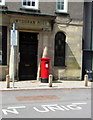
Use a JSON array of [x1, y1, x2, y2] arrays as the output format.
[[0, 66, 8, 81], [48, 18, 83, 80]]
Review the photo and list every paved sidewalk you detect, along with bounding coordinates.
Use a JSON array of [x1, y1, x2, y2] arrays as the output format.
[[0, 80, 93, 91]]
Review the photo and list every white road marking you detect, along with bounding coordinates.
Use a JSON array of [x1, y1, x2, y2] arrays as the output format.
[[8, 106, 26, 109], [43, 104, 65, 111], [67, 104, 82, 110], [2, 108, 19, 115], [33, 102, 87, 112], [33, 104, 65, 113], [61, 106, 70, 111], [33, 106, 50, 112], [2, 106, 26, 115], [72, 103, 87, 105], [2, 102, 87, 115]]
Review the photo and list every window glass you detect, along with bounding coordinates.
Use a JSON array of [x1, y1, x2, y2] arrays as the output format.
[[0, 0, 5, 5], [0, 26, 7, 65], [0, 27, 2, 65], [92, 55, 93, 70], [54, 32, 66, 66], [91, 2, 93, 71], [32, 1, 35, 6]]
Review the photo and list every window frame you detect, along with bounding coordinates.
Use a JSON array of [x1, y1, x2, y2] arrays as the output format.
[[56, 0, 68, 13], [0, 0, 5, 6], [22, 0, 39, 10]]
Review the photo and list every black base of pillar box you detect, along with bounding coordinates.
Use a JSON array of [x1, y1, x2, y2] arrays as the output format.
[[41, 78, 48, 83]]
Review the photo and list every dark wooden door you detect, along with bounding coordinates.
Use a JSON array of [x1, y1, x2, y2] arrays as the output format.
[[19, 32, 38, 80]]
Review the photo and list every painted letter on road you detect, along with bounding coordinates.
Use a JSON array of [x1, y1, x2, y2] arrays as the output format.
[[2, 106, 26, 115]]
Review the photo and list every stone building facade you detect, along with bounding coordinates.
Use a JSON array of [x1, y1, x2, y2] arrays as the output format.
[[0, 0, 84, 81]]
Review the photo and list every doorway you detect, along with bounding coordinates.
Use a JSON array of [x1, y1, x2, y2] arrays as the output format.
[[19, 32, 38, 80]]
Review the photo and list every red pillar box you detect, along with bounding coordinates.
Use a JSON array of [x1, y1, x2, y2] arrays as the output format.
[[40, 57, 50, 83]]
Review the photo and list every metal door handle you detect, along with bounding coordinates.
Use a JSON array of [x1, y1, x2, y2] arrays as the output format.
[[18, 52, 20, 63], [25, 64, 30, 67]]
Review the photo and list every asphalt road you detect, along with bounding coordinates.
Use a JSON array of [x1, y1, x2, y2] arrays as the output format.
[[1, 89, 92, 119]]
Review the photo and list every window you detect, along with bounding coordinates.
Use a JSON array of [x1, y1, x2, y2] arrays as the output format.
[[92, 25, 93, 50], [54, 32, 66, 66], [0, 0, 5, 5], [91, 2, 93, 70], [56, 0, 68, 13], [92, 55, 93, 71], [22, 0, 38, 9], [0, 26, 7, 65]]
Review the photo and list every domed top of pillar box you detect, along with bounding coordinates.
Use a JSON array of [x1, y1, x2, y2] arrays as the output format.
[[40, 57, 51, 61]]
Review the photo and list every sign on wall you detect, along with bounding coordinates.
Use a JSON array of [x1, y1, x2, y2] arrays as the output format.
[[10, 18, 51, 31], [11, 30, 18, 46]]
